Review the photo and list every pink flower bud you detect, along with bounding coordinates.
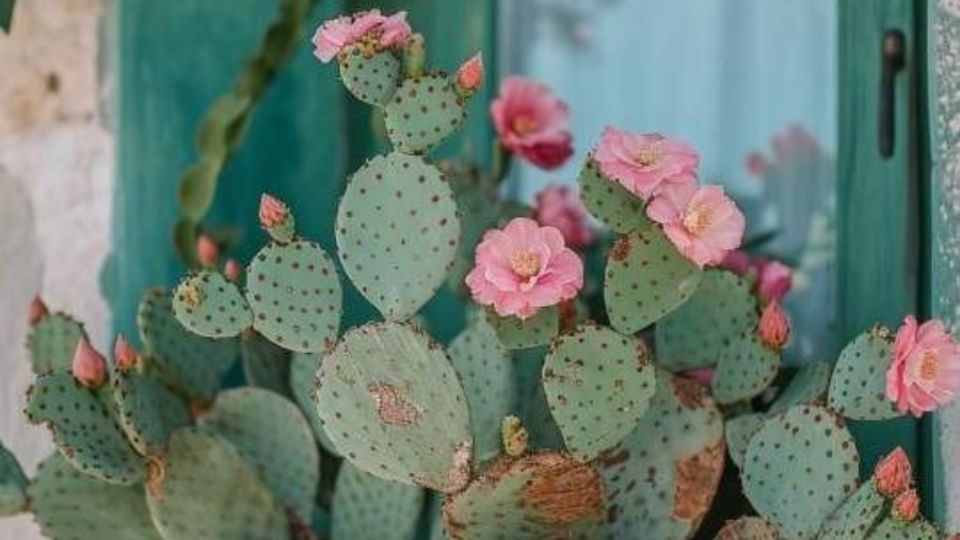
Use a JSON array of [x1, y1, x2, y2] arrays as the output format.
[[456, 53, 484, 94], [72, 339, 106, 389], [756, 260, 793, 302], [113, 334, 138, 371], [682, 368, 714, 386], [758, 300, 790, 350], [224, 259, 241, 282], [196, 235, 219, 267], [28, 296, 48, 326], [874, 447, 912, 498], [259, 193, 289, 229], [891, 488, 920, 522]]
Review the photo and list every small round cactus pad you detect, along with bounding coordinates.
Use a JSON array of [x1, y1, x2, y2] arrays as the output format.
[[485, 306, 559, 350], [0, 443, 26, 516], [146, 428, 288, 540], [864, 516, 939, 540], [200, 388, 319, 521], [441, 452, 605, 540], [337, 152, 460, 320], [338, 45, 402, 107], [172, 270, 252, 338], [245, 239, 342, 353], [109, 366, 191, 457], [29, 453, 162, 540], [604, 226, 703, 334], [542, 323, 656, 461], [26, 373, 145, 485], [742, 405, 859, 539], [290, 351, 339, 455], [595, 371, 724, 539], [711, 329, 780, 404], [827, 328, 900, 420], [384, 72, 467, 154], [332, 462, 425, 540], [315, 322, 472, 492], [725, 413, 766, 469], [27, 312, 87, 375], [816, 480, 885, 540], [714, 516, 779, 540], [578, 156, 650, 234]]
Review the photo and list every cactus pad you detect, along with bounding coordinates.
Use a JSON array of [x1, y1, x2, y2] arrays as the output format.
[[577, 156, 650, 233], [27, 312, 87, 375], [26, 373, 144, 485], [742, 405, 859, 539], [290, 351, 339, 455], [725, 413, 765, 469], [246, 239, 342, 353], [146, 428, 288, 540], [109, 366, 191, 457], [711, 330, 780, 404], [332, 462, 425, 540], [827, 329, 900, 420], [137, 287, 238, 401], [447, 314, 515, 462], [864, 516, 939, 540], [241, 330, 292, 396], [816, 481, 885, 540], [604, 227, 703, 334], [714, 517, 779, 540], [172, 271, 252, 338], [441, 452, 605, 539], [0, 443, 26, 515], [337, 152, 459, 320], [338, 46, 402, 107], [514, 347, 567, 451], [542, 324, 656, 461], [29, 453, 161, 540], [768, 361, 832, 415], [596, 372, 724, 538], [655, 270, 758, 372], [384, 73, 466, 154], [316, 322, 472, 492], [486, 306, 559, 350]]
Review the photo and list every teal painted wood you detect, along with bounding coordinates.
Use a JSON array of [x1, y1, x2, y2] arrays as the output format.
[[837, 0, 922, 477]]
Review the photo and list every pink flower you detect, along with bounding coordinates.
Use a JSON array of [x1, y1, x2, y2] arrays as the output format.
[[113, 334, 138, 371], [758, 300, 790, 350], [720, 250, 751, 276], [645, 183, 746, 268], [224, 259, 241, 282], [456, 53, 484, 94], [892, 489, 920, 522], [756, 260, 793, 302], [377, 11, 411, 48], [532, 185, 595, 249], [196, 235, 219, 267], [259, 193, 289, 229], [27, 296, 48, 326], [873, 447, 912, 498], [490, 77, 573, 170], [465, 218, 584, 319], [594, 127, 699, 199], [311, 10, 409, 63], [72, 339, 106, 389], [886, 316, 960, 417]]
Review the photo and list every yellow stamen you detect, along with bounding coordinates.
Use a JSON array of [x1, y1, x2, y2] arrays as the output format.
[[635, 145, 663, 168], [681, 204, 712, 235], [512, 115, 540, 135], [920, 352, 939, 380], [510, 251, 541, 279]]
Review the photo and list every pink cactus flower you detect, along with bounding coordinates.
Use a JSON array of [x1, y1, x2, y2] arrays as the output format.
[[594, 127, 699, 199], [27, 296, 48, 326], [465, 217, 584, 319], [886, 316, 960, 417], [259, 193, 289, 229], [224, 259, 242, 282], [311, 10, 409, 63], [874, 447, 912, 498], [756, 260, 793, 302], [891, 489, 920, 522], [72, 338, 106, 389], [645, 182, 746, 268], [456, 53, 484, 94], [490, 76, 573, 170], [720, 250, 752, 276], [377, 11, 411, 48], [758, 300, 790, 350], [532, 185, 595, 250], [196, 235, 219, 267], [113, 334, 138, 371], [746, 152, 768, 177]]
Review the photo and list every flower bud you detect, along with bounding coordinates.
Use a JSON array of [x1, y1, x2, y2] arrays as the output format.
[[874, 446, 912, 498], [72, 339, 106, 389], [758, 300, 790, 350]]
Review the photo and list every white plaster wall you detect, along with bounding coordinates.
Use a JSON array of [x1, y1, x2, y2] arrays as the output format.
[[0, 1, 112, 538]]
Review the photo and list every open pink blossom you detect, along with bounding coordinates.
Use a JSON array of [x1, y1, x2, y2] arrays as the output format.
[[72, 338, 106, 389], [114, 334, 138, 371], [465, 218, 583, 319], [892, 489, 920, 522], [645, 182, 746, 268], [377, 11, 411, 48], [594, 127, 699, 199], [533, 185, 595, 249], [27, 295, 48, 326], [874, 447, 912, 498], [886, 316, 960, 417], [758, 300, 790, 350], [491, 77, 573, 170], [756, 260, 793, 302], [311, 10, 409, 63]]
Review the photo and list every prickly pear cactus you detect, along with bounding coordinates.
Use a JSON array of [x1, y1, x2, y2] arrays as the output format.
[[338, 45, 402, 107], [289, 351, 339, 455], [199, 387, 319, 521], [445, 164, 501, 293], [768, 360, 832, 415], [725, 413, 765, 469], [864, 516, 939, 540], [146, 428, 288, 540], [816, 481, 885, 540], [109, 364, 191, 457], [827, 327, 900, 420], [240, 330, 293, 396], [711, 330, 780, 404], [245, 239, 342, 353], [713, 517, 779, 540], [29, 453, 162, 540], [332, 462, 425, 540], [384, 73, 466, 154], [742, 405, 859, 539], [605, 226, 703, 334], [336, 151, 460, 320], [485, 306, 559, 350], [172, 270, 252, 338], [441, 452, 605, 540], [542, 323, 656, 461], [0, 443, 26, 515], [578, 156, 650, 234], [27, 312, 87, 375], [314, 322, 472, 492], [26, 373, 145, 485]]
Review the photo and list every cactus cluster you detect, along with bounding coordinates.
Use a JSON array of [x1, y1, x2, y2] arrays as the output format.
[[3, 7, 957, 540]]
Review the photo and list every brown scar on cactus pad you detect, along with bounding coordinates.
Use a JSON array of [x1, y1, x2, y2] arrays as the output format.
[[672, 440, 724, 521], [520, 454, 604, 525], [610, 234, 631, 262], [368, 382, 424, 426]]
